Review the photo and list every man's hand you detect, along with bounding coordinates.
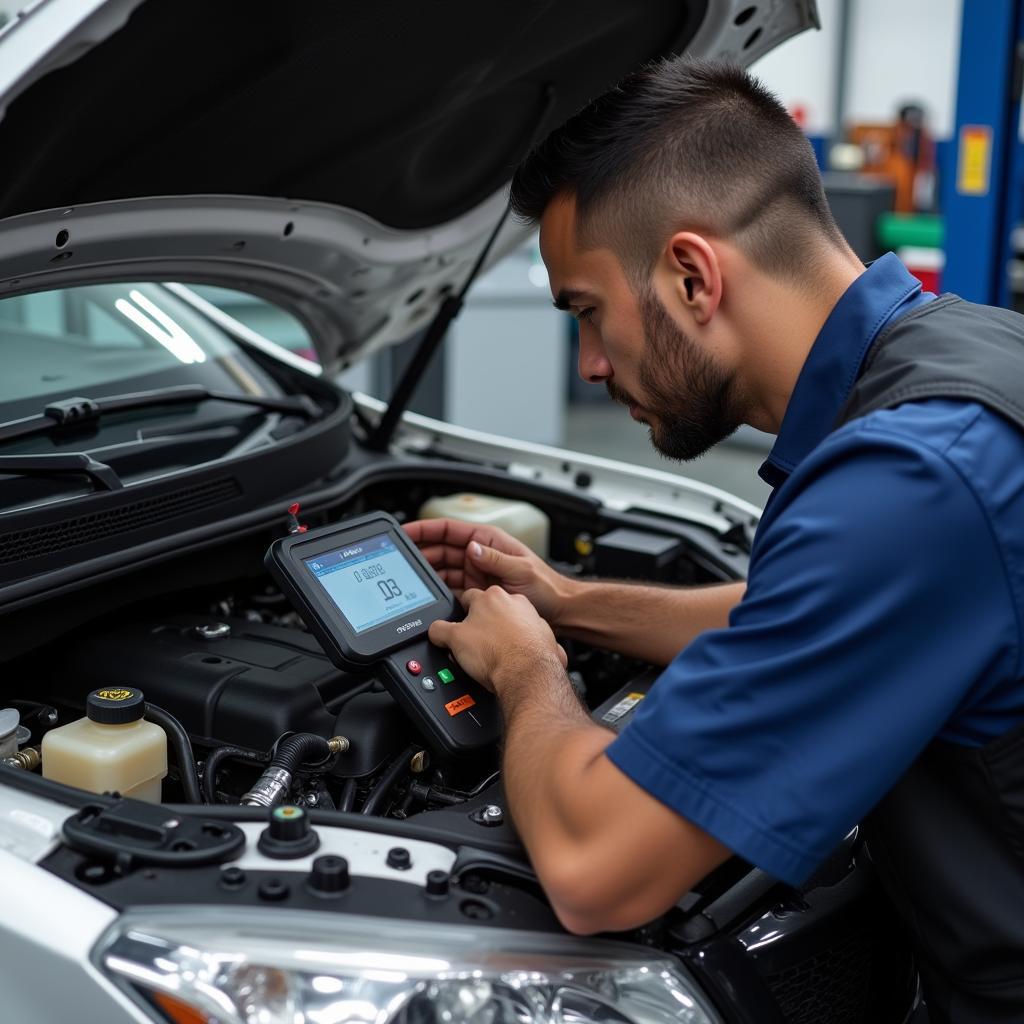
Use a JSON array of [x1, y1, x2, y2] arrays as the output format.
[[406, 516, 746, 666], [404, 518, 576, 624], [429, 586, 568, 692]]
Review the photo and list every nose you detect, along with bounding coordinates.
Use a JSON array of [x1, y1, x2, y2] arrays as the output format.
[[577, 328, 613, 384]]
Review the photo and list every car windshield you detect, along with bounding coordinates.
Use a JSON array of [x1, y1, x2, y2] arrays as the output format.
[[0, 282, 271, 414], [0, 281, 321, 511]]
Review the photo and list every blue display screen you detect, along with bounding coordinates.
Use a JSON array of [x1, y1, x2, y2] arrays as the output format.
[[303, 532, 435, 634]]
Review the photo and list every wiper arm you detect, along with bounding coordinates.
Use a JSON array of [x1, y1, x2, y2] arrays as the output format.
[[0, 452, 122, 491], [0, 385, 321, 445]]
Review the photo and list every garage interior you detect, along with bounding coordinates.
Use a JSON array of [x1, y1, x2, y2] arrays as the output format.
[[0, 2, 1021, 1022]]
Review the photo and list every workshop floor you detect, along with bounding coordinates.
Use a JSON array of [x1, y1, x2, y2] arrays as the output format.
[[563, 403, 773, 509]]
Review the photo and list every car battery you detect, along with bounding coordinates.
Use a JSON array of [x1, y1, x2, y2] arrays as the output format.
[[591, 669, 658, 733]]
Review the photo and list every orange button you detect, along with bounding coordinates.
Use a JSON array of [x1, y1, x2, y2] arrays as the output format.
[[444, 694, 476, 717]]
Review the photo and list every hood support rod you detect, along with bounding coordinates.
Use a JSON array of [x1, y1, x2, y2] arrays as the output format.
[[367, 84, 556, 452]]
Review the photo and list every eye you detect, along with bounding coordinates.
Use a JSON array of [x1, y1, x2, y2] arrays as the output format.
[[574, 307, 596, 325]]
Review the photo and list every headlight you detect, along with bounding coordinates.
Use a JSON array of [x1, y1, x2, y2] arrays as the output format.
[[96, 908, 721, 1024]]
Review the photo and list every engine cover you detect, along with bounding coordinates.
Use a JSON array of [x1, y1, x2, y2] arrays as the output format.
[[49, 615, 378, 755]]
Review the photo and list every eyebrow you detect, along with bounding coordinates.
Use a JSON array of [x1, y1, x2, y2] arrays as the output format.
[[553, 288, 589, 312]]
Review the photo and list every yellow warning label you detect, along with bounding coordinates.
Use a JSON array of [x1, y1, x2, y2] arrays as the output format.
[[958, 125, 992, 196], [445, 694, 476, 717], [96, 688, 135, 701]]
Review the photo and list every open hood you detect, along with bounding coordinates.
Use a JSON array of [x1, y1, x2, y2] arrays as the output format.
[[0, 0, 819, 370]]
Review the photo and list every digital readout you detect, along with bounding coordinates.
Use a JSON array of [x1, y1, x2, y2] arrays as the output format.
[[303, 532, 434, 634]]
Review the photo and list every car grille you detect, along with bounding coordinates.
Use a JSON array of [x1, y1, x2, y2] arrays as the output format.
[[765, 926, 873, 1024]]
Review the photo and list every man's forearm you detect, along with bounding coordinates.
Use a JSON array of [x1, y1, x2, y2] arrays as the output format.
[[497, 657, 617, 913], [555, 578, 744, 664], [496, 656, 729, 934]]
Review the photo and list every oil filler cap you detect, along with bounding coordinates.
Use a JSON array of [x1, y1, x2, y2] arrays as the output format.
[[87, 687, 145, 725], [258, 804, 320, 859]]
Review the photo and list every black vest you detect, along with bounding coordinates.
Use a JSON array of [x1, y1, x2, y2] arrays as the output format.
[[833, 295, 1024, 1022]]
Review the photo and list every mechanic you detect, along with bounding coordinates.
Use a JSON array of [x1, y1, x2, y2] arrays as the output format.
[[405, 60, 1024, 1021]]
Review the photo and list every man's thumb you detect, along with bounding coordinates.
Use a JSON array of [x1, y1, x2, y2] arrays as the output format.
[[468, 541, 517, 578], [429, 619, 455, 649]]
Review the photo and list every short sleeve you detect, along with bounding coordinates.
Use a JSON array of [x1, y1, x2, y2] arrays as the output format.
[[605, 428, 1019, 884]]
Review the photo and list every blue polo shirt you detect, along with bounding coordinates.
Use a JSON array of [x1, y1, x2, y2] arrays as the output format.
[[606, 253, 1024, 885]]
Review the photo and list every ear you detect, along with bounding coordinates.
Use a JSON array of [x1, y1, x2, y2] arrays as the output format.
[[664, 232, 722, 326]]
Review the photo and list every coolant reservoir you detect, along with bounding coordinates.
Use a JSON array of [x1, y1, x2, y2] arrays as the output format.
[[419, 493, 550, 557], [42, 687, 167, 802]]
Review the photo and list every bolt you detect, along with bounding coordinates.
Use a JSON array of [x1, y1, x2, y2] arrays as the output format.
[[194, 622, 232, 640], [460, 898, 493, 920], [305, 792, 318, 806], [482, 804, 503, 825], [221, 866, 246, 889], [310, 855, 350, 894], [387, 847, 412, 870], [258, 877, 290, 901], [426, 870, 450, 896]]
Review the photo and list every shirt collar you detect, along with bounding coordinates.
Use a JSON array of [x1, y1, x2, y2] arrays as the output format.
[[759, 252, 931, 488]]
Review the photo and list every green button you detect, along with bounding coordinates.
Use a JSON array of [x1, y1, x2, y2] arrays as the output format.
[[438, 668, 455, 684]]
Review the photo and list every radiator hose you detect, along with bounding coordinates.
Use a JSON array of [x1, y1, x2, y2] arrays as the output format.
[[240, 732, 349, 808], [145, 703, 203, 805]]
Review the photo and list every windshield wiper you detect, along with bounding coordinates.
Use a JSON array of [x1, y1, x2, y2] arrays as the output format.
[[0, 385, 321, 446], [0, 452, 123, 491]]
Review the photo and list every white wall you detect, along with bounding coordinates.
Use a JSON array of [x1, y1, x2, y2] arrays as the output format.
[[845, 0, 962, 137], [753, 0, 963, 139], [752, 0, 842, 135]]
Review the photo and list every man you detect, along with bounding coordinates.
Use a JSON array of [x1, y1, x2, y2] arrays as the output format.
[[404, 60, 1024, 1020]]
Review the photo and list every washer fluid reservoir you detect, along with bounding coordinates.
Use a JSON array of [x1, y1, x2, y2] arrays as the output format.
[[418, 493, 550, 557], [42, 687, 167, 802]]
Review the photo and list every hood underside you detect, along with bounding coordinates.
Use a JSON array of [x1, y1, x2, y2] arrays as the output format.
[[0, 0, 818, 367]]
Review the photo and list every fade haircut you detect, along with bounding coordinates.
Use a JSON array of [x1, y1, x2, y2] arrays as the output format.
[[509, 58, 845, 287]]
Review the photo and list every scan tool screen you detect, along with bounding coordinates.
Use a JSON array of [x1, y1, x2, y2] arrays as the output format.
[[303, 532, 435, 634]]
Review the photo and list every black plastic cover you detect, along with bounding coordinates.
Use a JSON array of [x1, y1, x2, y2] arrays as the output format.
[[63, 798, 244, 868], [51, 615, 357, 750], [51, 614, 415, 777], [594, 528, 685, 582]]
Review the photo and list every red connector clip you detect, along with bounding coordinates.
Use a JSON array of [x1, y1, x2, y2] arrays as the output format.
[[286, 502, 308, 535]]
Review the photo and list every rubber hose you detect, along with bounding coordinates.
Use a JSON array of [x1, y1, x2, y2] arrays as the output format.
[[203, 745, 270, 804], [270, 732, 332, 773], [144, 703, 203, 805], [338, 777, 358, 813], [361, 744, 418, 816]]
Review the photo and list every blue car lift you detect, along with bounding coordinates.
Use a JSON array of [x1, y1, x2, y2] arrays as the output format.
[[943, 0, 1024, 307]]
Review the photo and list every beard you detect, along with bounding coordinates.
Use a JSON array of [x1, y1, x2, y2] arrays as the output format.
[[606, 286, 744, 461]]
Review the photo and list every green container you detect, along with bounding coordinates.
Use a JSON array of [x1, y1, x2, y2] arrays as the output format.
[[876, 213, 944, 251]]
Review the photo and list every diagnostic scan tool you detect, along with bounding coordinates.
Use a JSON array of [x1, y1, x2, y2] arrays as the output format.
[[266, 511, 500, 757]]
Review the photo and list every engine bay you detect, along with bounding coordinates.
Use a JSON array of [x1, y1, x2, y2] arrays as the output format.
[[1, 474, 731, 829]]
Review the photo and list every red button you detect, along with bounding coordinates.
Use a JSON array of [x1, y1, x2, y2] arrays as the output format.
[[406, 660, 422, 676]]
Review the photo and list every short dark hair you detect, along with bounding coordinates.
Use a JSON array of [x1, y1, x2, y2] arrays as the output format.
[[509, 58, 844, 284]]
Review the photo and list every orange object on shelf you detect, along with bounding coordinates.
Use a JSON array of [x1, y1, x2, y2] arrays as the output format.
[[849, 106, 935, 213]]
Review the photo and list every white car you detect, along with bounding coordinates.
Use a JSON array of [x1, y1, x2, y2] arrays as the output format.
[[0, 2, 920, 1022]]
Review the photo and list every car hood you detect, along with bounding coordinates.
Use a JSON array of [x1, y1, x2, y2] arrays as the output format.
[[0, 0, 818, 371]]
